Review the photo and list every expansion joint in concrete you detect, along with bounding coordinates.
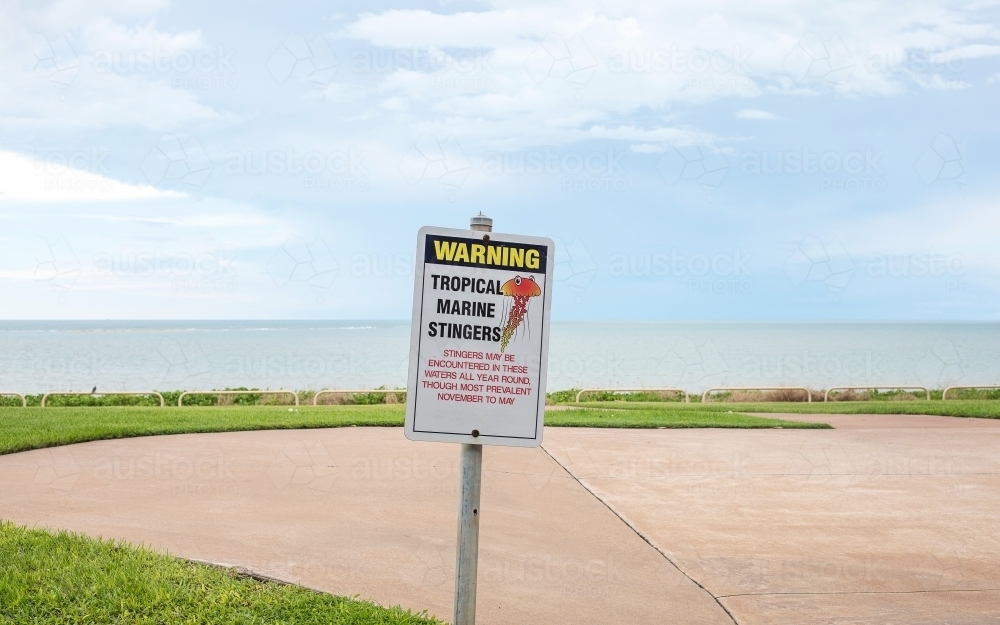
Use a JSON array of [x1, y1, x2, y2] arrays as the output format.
[[539, 445, 740, 625]]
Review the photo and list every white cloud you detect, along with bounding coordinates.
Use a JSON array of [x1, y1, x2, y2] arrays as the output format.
[[81, 17, 205, 53], [0, 150, 183, 202], [910, 73, 971, 90], [0, 7, 226, 132], [14, 0, 173, 33], [792, 193, 1000, 272], [630, 143, 666, 153], [1, 0, 997, 320], [932, 43, 1000, 62], [0, 69, 224, 131], [328, 0, 1000, 152], [735, 108, 782, 120]]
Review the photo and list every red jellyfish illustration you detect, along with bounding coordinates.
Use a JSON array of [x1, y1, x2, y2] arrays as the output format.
[[499, 275, 541, 352]]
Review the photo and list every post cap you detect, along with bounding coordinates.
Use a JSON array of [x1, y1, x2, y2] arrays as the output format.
[[469, 212, 493, 232]]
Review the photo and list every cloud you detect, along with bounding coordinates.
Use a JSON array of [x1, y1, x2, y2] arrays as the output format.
[[630, 143, 666, 153], [0, 69, 224, 131], [0, 8, 226, 132], [1, 0, 997, 320], [0, 150, 184, 202], [342, 9, 528, 48], [323, 0, 1000, 156], [11, 0, 173, 33], [81, 17, 205, 53], [735, 108, 782, 120], [931, 44, 1000, 62]]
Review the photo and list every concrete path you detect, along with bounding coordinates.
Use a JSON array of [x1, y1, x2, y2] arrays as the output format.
[[1, 415, 999, 624], [545, 416, 1000, 624], [0, 427, 729, 625]]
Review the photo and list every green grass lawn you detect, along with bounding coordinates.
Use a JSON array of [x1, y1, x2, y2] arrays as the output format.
[[568, 399, 1000, 418], [0, 521, 440, 625], [0, 405, 402, 456], [0, 404, 827, 456], [544, 407, 828, 429], [3, 399, 996, 457]]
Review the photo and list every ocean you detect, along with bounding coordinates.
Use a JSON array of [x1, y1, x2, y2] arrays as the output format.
[[0, 321, 996, 395]]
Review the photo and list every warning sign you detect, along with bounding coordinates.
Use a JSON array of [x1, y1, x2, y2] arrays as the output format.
[[405, 226, 554, 447]]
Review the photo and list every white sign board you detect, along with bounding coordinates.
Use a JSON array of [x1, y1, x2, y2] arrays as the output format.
[[405, 226, 554, 447]]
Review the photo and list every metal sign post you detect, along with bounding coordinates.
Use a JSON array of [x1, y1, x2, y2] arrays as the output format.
[[451, 214, 492, 625], [454, 441, 483, 625], [404, 214, 554, 625]]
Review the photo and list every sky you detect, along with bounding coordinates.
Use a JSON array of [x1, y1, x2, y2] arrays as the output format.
[[1, 0, 998, 321]]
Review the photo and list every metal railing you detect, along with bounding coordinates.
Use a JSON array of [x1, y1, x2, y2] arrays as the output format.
[[178, 390, 300, 407], [702, 386, 812, 403], [574, 388, 689, 403], [824, 386, 929, 402], [41, 391, 165, 407], [943, 385, 1000, 400], [312, 389, 404, 406], [0, 392, 27, 407]]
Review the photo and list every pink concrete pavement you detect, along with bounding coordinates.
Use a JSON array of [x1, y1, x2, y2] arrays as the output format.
[[1, 414, 999, 623], [0, 427, 729, 625], [544, 416, 1000, 624]]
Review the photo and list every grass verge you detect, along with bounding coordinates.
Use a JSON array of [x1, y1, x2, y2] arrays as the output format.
[[568, 400, 1000, 418], [0, 405, 402, 456], [0, 405, 826, 456], [0, 520, 440, 625], [544, 407, 828, 429]]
